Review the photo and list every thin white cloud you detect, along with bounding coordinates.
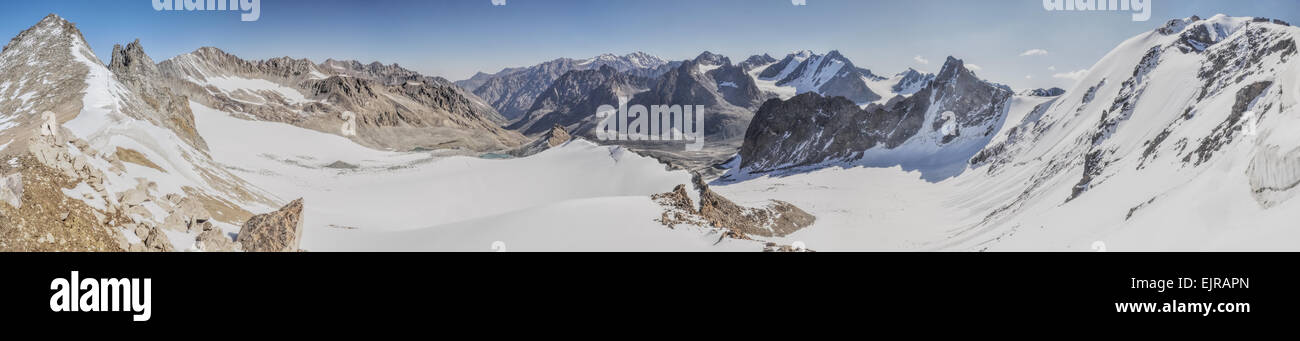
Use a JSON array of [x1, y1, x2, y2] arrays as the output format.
[[1020, 49, 1049, 57], [1025, 75, 1033, 80], [1048, 66, 1057, 71], [1052, 69, 1090, 81], [966, 63, 983, 71], [913, 55, 929, 65]]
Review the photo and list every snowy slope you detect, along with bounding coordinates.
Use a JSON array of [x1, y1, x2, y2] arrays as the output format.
[[0, 15, 281, 251], [192, 102, 759, 251], [748, 61, 798, 100], [863, 70, 934, 105], [715, 15, 1300, 251]]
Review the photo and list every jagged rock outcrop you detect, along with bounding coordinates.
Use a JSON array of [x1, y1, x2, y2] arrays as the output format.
[[650, 185, 708, 229], [237, 199, 305, 252], [108, 39, 207, 149], [652, 178, 816, 242], [694, 177, 816, 238], [158, 47, 523, 152]]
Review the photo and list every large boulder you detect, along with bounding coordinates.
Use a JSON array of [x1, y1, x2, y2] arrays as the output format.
[[0, 173, 21, 209], [161, 197, 212, 232], [236, 199, 305, 252], [143, 226, 174, 252], [195, 221, 238, 252]]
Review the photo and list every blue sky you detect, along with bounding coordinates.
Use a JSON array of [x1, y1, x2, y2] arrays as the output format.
[[3, 0, 1297, 90]]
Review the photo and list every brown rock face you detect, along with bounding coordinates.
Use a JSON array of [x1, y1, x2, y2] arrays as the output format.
[[650, 185, 706, 229], [651, 177, 817, 242], [236, 199, 305, 252], [546, 124, 572, 147], [0, 154, 125, 252], [694, 176, 815, 238]]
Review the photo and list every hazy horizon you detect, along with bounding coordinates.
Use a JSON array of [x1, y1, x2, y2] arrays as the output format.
[[3, 0, 1297, 91]]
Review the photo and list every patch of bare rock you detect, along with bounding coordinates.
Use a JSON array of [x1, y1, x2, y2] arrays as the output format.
[[651, 175, 816, 249], [236, 198, 305, 252]]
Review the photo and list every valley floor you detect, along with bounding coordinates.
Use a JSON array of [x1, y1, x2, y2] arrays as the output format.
[[192, 102, 756, 251]]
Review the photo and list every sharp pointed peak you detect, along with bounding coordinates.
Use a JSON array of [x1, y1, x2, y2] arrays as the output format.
[[38, 13, 69, 24], [4, 13, 91, 54]]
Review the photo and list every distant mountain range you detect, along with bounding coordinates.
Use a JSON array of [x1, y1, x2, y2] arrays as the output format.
[[463, 49, 953, 144], [455, 52, 676, 121]]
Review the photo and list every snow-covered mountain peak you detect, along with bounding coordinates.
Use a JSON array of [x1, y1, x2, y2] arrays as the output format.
[[0, 13, 105, 139], [693, 51, 730, 66], [2, 13, 90, 58], [579, 53, 617, 65], [576, 51, 669, 71], [751, 50, 881, 105], [889, 68, 936, 95], [618, 51, 667, 69], [935, 56, 969, 79], [823, 50, 850, 61]]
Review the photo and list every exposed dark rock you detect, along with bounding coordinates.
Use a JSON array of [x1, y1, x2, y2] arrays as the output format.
[[324, 161, 359, 169], [1184, 81, 1273, 166], [1022, 87, 1066, 97], [739, 56, 1012, 174]]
